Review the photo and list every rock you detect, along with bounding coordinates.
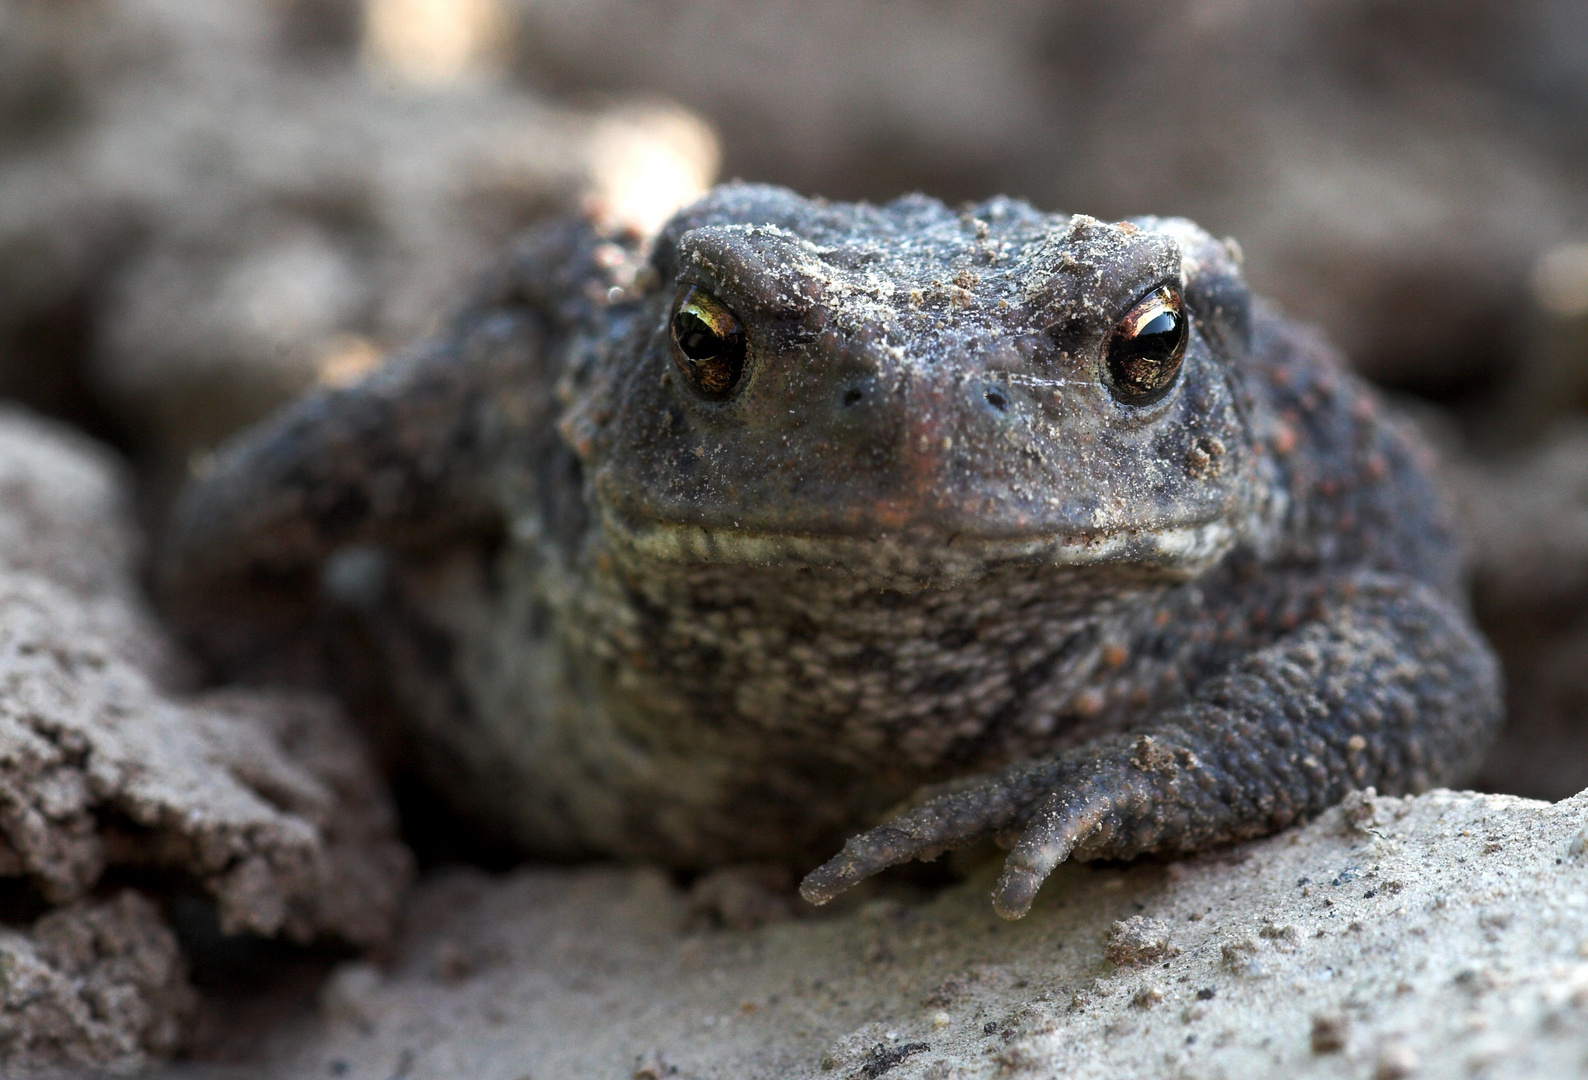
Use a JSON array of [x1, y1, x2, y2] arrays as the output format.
[[1310, 1010, 1349, 1054], [0, 395, 138, 600], [0, 403, 186, 684], [183, 688, 415, 945], [248, 788, 1588, 1079], [1373, 1037, 1420, 1080], [1102, 916, 1179, 967], [1454, 423, 1588, 621], [0, 405, 412, 943], [688, 865, 799, 931], [0, 891, 196, 1073], [1490, 242, 1588, 436], [0, 0, 717, 484], [317, 961, 385, 1028], [1448, 422, 1588, 802], [0, 405, 413, 1069]]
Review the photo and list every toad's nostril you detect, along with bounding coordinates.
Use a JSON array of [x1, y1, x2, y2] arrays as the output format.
[[985, 388, 1008, 412], [842, 388, 864, 408]]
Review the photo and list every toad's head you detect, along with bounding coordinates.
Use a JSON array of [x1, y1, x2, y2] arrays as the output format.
[[578, 183, 1264, 583]]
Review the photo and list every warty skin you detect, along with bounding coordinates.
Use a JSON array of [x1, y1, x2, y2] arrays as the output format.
[[163, 183, 1501, 918]]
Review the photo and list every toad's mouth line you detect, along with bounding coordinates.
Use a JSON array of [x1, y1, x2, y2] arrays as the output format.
[[595, 506, 1238, 580]]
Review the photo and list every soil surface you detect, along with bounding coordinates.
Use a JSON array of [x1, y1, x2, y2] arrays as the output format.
[[215, 788, 1588, 1080]]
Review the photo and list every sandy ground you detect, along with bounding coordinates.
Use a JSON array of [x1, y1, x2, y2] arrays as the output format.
[[182, 786, 1588, 1080]]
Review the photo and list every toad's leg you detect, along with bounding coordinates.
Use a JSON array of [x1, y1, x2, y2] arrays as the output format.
[[160, 313, 547, 593], [158, 213, 628, 593], [800, 575, 1501, 919]]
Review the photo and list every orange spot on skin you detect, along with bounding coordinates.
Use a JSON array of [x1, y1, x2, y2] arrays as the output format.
[[1102, 644, 1129, 668], [1271, 424, 1297, 455], [1073, 690, 1104, 718]]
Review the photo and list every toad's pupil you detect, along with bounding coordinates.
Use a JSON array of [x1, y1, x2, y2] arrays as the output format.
[[1105, 285, 1188, 405], [674, 312, 721, 359], [669, 286, 746, 398], [1135, 311, 1181, 354]]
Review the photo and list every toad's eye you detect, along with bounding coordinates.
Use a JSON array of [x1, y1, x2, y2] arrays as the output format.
[[670, 285, 746, 398], [1105, 284, 1188, 406]]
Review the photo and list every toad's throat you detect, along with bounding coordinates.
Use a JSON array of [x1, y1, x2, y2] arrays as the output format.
[[597, 505, 1238, 582]]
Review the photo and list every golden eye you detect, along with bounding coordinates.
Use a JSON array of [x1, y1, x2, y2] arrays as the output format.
[[1105, 285, 1188, 405], [670, 285, 746, 398]]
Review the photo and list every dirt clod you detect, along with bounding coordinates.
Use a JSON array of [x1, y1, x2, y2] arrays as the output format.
[[1103, 917, 1179, 967]]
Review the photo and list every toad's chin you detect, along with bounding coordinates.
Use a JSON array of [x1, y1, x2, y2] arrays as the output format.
[[595, 504, 1240, 584]]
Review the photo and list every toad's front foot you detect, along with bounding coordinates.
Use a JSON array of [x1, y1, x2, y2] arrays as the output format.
[[802, 577, 1501, 918], [798, 741, 1172, 919]]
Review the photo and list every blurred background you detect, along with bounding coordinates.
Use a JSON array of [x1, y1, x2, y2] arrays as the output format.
[[3, 0, 1588, 797]]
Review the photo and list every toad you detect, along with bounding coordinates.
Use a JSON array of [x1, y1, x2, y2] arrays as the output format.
[[163, 183, 1500, 918]]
